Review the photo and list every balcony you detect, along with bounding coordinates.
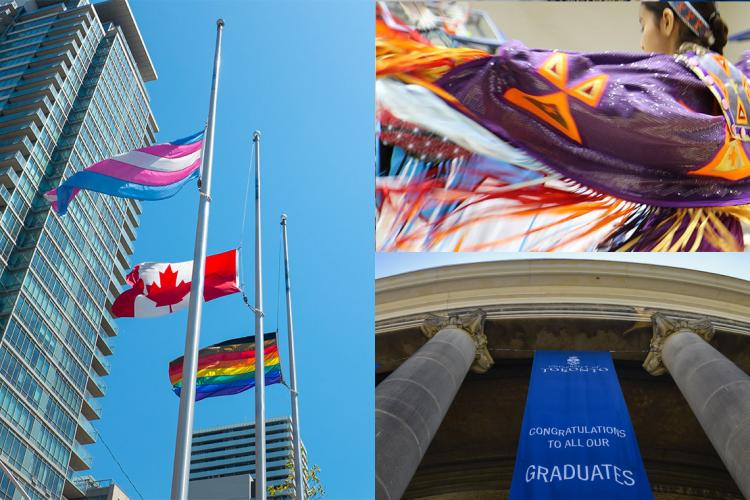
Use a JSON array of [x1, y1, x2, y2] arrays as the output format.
[[96, 331, 114, 356], [120, 232, 134, 256], [0, 151, 24, 173], [80, 392, 102, 420], [24, 209, 47, 230], [30, 47, 72, 68], [0, 119, 41, 141], [69, 477, 111, 499], [63, 473, 87, 500], [0, 166, 19, 189], [42, 26, 84, 47], [14, 226, 38, 250], [57, 7, 93, 25], [0, 29, 39, 51], [0, 184, 10, 208], [3, 94, 51, 117], [34, 39, 77, 62], [16, 67, 63, 92], [145, 128, 156, 146], [123, 214, 136, 241], [10, 81, 56, 101], [87, 367, 107, 398], [127, 200, 141, 226], [0, 134, 33, 157], [90, 347, 110, 376], [7, 248, 32, 272], [112, 257, 126, 286], [17, 4, 64, 23], [108, 280, 119, 302], [115, 245, 128, 273], [0, 284, 11, 304], [49, 16, 88, 36], [0, 68, 24, 88], [68, 441, 93, 471], [0, 107, 45, 132], [100, 311, 117, 337], [75, 413, 96, 445], [0, 4, 15, 27]]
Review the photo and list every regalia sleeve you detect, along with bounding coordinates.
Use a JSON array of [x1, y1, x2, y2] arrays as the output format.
[[376, 23, 750, 252]]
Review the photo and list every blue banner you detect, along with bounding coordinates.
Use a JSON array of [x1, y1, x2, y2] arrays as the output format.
[[509, 351, 652, 499]]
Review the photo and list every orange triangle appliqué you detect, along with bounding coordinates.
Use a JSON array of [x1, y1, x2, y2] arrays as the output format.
[[504, 88, 582, 144], [738, 100, 748, 125], [690, 130, 750, 181], [713, 54, 731, 76], [539, 52, 568, 89], [569, 74, 609, 108]]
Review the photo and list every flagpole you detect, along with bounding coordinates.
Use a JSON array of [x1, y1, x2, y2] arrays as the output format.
[[170, 18, 223, 500], [253, 130, 267, 500], [281, 214, 304, 500]]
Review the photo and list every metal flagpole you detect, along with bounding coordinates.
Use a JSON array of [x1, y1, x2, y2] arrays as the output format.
[[280, 214, 304, 500], [170, 18, 224, 500], [253, 130, 267, 500]]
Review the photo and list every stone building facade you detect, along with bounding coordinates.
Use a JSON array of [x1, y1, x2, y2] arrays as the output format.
[[375, 260, 750, 500]]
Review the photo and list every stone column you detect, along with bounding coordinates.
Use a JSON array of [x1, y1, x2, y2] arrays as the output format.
[[376, 310, 493, 500], [644, 313, 750, 498]]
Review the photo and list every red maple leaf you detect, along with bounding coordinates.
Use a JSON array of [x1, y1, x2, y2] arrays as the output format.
[[146, 265, 191, 312]]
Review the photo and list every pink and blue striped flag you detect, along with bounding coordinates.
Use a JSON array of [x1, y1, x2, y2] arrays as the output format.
[[44, 130, 204, 215]]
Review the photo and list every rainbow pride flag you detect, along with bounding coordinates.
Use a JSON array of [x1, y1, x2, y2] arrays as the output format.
[[169, 333, 282, 401], [45, 130, 204, 215]]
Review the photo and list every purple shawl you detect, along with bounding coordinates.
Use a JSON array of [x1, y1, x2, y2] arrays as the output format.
[[435, 41, 750, 208]]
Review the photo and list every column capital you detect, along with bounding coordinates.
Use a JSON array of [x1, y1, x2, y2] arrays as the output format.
[[421, 309, 493, 373], [643, 313, 715, 376]]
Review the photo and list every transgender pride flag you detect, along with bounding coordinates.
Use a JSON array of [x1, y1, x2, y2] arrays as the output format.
[[45, 130, 204, 215]]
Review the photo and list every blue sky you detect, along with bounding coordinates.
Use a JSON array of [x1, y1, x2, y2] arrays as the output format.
[[86, 1, 373, 498]]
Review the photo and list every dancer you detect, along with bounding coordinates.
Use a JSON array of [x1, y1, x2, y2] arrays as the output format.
[[376, 1, 750, 251]]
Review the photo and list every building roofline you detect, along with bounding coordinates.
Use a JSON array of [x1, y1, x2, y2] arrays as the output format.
[[376, 259, 750, 328], [193, 416, 292, 436], [93, 0, 156, 82]]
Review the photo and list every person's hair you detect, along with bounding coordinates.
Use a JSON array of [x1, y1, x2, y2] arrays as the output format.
[[642, 2, 728, 54]]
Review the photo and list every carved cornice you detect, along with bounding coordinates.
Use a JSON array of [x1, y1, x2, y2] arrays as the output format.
[[376, 303, 750, 338], [376, 260, 750, 331], [643, 313, 715, 376], [421, 309, 494, 374]]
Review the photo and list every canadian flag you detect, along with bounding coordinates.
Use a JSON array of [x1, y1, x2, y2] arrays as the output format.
[[112, 249, 240, 318]]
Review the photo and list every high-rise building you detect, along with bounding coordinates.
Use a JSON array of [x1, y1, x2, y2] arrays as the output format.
[[0, 0, 156, 498], [189, 417, 305, 500]]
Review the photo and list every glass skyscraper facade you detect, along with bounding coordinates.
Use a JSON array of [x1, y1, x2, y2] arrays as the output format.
[[190, 417, 306, 500], [0, 0, 156, 498]]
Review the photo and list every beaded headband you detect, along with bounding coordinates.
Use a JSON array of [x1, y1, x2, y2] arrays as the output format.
[[667, 1, 714, 42]]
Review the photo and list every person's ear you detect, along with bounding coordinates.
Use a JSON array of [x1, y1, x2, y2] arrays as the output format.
[[661, 8, 676, 36]]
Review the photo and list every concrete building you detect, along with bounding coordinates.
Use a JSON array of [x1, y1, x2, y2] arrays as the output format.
[[375, 259, 750, 499], [72, 477, 129, 500], [188, 475, 253, 500], [0, 0, 156, 498], [189, 417, 304, 500]]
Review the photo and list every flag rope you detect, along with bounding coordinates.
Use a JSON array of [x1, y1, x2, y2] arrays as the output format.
[[236, 139, 261, 316], [236, 139, 255, 301], [275, 228, 282, 331], [241, 291, 263, 317], [95, 428, 145, 500]]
